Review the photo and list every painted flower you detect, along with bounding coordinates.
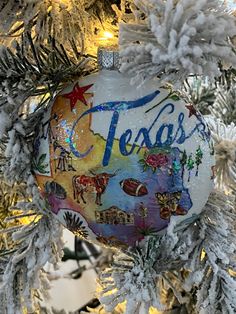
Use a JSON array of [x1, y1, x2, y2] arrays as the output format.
[[139, 147, 171, 172], [146, 153, 168, 168]]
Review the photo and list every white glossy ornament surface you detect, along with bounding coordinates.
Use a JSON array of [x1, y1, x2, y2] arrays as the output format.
[[34, 70, 215, 248]]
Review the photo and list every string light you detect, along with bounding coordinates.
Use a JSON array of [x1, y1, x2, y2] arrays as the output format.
[[103, 31, 114, 39], [88, 30, 116, 54], [98, 30, 114, 41]]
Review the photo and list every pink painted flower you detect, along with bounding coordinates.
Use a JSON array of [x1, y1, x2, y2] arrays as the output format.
[[145, 153, 168, 168]]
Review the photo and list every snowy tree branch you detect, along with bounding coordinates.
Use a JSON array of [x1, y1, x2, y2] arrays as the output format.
[[119, 0, 236, 86]]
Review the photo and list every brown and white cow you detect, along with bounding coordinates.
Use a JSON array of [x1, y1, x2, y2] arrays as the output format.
[[72, 171, 117, 206]]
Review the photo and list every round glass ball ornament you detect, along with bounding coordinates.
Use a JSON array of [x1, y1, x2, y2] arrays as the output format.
[[34, 51, 215, 249]]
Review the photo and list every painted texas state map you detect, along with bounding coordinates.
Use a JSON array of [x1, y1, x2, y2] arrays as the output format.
[[34, 84, 212, 248]]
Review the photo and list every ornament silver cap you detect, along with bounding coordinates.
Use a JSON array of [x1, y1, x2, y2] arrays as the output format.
[[97, 45, 120, 70]]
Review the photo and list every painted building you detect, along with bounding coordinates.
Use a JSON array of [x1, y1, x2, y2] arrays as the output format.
[[95, 206, 134, 225]]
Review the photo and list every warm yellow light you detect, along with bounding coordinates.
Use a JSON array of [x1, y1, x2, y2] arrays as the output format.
[[102, 31, 114, 39], [229, 269, 236, 277], [201, 249, 206, 261], [11, 210, 40, 225]]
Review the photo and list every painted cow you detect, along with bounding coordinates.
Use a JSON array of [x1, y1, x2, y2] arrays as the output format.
[[72, 171, 117, 206]]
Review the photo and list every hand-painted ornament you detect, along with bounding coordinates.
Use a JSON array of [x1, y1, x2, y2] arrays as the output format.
[[34, 48, 215, 249]]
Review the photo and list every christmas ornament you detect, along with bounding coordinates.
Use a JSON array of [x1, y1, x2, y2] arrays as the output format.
[[34, 47, 215, 248]]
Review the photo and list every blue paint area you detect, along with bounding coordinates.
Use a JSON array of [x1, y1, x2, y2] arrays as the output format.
[[88, 147, 192, 246]]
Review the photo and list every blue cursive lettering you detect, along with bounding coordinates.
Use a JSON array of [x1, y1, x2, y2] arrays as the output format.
[[69, 91, 207, 166]]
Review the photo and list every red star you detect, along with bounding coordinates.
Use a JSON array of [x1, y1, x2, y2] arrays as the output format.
[[185, 104, 198, 118], [63, 83, 93, 111]]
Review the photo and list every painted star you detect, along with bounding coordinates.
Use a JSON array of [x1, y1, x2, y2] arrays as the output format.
[[185, 104, 199, 118], [63, 83, 93, 111]]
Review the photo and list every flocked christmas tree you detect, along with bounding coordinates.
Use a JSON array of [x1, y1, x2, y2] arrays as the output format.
[[0, 1, 235, 314]]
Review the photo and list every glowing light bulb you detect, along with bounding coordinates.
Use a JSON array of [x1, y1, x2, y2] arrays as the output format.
[[102, 31, 114, 40], [95, 30, 117, 51], [89, 30, 117, 55]]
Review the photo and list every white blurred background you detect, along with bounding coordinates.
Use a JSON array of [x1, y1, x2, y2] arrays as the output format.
[[41, 229, 98, 312]]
